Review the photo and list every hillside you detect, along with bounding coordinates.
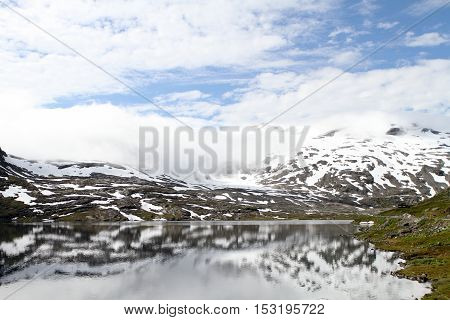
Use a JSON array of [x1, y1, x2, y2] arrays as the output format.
[[0, 125, 449, 222], [357, 188, 450, 299]]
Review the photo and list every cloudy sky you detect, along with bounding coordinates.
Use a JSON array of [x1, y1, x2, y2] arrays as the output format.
[[0, 0, 449, 166]]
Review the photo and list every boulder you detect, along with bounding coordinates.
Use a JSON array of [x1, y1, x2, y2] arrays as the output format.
[[386, 127, 404, 136]]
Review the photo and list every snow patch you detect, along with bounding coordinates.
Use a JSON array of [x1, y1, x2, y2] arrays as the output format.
[[1, 185, 36, 205]]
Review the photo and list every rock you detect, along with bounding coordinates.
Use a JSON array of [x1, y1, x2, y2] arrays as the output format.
[[397, 202, 411, 208], [399, 228, 412, 235], [422, 128, 440, 135], [380, 220, 390, 228], [417, 273, 428, 283], [386, 127, 404, 136], [401, 213, 419, 223], [318, 129, 340, 138]]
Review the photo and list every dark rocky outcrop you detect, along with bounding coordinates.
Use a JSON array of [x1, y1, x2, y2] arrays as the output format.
[[386, 127, 405, 136]]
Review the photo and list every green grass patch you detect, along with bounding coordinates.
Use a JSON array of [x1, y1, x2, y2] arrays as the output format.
[[357, 188, 450, 300]]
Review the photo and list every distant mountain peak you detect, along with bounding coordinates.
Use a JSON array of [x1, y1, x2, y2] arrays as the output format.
[[386, 127, 405, 136], [421, 128, 441, 135], [315, 129, 341, 139], [0, 147, 6, 159]]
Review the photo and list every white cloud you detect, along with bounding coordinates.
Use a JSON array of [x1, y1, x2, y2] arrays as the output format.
[[156, 90, 210, 103], [328, 50, 361, 66], [216, 59, 450, 128], [166, 102, 220, 118], [0, 0, 334, 105], [407, 0, 449, 15], [328, 26, 368, 39], [329, 27, 354, 38], [405, 32, 448, 47], [248, 72, 305, 93], [376, 21, 399, 30], [327, 26, 369, 46], [353, 0, 379, 15], [1, 59, 449, 171], [149, 90, 218, 119], [0, 94, 214, 169]]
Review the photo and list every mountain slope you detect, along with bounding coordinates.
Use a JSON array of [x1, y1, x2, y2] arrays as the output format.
[[0, 147, 355, 222], [0, 125, 449, 222], [248, 125, 449, 207]]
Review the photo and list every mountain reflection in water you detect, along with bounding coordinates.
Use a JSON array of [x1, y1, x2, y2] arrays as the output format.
[[0, 221, 430, 299]]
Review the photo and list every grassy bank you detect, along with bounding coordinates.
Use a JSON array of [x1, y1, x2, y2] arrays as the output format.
[[356, 188, 450, 299]]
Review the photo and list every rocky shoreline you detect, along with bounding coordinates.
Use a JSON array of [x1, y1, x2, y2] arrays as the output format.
[[355, 189, 450, 299]]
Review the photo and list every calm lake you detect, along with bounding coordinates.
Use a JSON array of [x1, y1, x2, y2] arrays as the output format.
[[0, 221, 430, 299]]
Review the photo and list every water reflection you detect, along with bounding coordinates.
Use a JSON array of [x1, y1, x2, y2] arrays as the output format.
[[0, 222, 430, 299]]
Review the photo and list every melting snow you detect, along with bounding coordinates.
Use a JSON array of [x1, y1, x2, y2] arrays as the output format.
[[99, 205, 143, 221], [5, 156, 159, 182], [182, 208, 201, 219], [40, 190, 54, 196], [140, 200, 163, 213], [1, 185, 36, 205]]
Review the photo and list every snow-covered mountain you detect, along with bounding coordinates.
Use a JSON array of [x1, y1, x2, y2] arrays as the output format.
[[0, 125, 449, 222], [250, 125, 450, 207]]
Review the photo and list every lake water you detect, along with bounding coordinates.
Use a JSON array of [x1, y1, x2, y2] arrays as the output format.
[[0, 221, 430, 299]]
